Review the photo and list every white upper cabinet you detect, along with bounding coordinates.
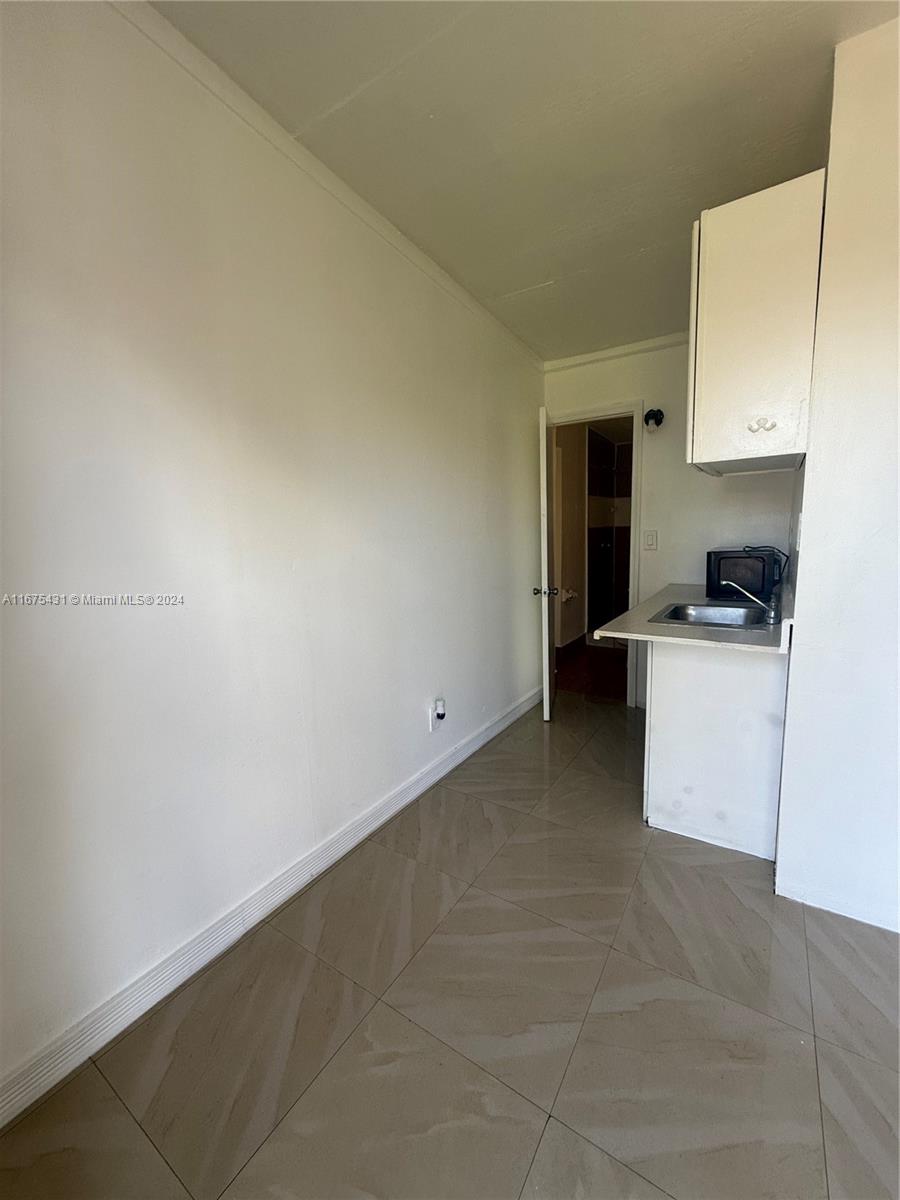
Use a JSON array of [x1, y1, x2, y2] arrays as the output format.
[[687, 170, 825, 474]]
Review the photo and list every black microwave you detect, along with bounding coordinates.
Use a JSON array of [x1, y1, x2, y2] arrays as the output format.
[[706, 547, 786, 601]]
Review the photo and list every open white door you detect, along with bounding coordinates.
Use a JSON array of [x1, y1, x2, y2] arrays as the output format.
[[538, 407, 557, 720]]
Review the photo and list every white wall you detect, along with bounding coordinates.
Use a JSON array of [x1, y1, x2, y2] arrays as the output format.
[[776, 21, 899, 931], [544, 336, 797, 701], [0, 2, 542, 1086]]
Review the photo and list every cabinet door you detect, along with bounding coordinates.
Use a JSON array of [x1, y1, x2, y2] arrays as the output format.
[[692, 170, 824, 465]]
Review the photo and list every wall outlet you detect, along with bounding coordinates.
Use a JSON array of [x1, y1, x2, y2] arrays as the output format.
[[427, 698, 446, 732], [643, 529, 658, 551]]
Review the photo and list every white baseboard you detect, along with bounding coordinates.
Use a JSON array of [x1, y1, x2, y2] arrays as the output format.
[[0, 685, 541, 1129]]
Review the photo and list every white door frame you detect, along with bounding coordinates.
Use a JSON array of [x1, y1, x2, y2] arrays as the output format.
[[547, 401, 644, 708]]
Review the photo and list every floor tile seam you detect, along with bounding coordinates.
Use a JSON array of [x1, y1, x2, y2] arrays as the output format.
[[547, 938, 683, 1200], [91, 1059, 196, 1200], [264, 920, 382, 1002], [571, 760, 646, 790], [371, 874, 475, 1000], [497, 731, 591, 766], [266, 882, 461, 1003], [803, 905, 832, 1200], [529, 798, 652, 839], [612, 846, 819, 1038], [202, 986, 382, 1200], [515, 1112, 551, 1200], [438, 780, 533, 813], [812, 1032, 900, 1074], [378, 995, 552, 1117], [487, 808, 652, 860], [473, 793, 541, 817], [801, 907, 900, 1050], [801, 902, 900, 969], [358, 836, 485, 888], [98, 922, 380, 1200], [597, 944, 819, 1038], [457, 734, 580, 775], [381, 874, 614, 1099], [606, 821, 653, 950], [463, 877, 617, 950], [545, 943, 613, 1121], [547, 1111, 681, 1200], [90, 925, 275, 1071], [437, 876, 626, 957], [461, 799, 542, 887], [0, 1059, 94, 1140], [262, 849, 353, 924], [542, 840, 651, 1127], [464, 764, 569, 817], [366, 785, 533, 885]]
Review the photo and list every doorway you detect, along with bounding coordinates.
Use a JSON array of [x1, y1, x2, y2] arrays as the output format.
[[551, 414, 635, 703]]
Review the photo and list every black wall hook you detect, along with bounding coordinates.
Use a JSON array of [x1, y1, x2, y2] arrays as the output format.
[[643, 408, 665, 429]]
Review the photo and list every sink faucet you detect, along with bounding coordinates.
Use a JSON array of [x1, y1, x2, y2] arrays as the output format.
[[721, 579, 781, 625]]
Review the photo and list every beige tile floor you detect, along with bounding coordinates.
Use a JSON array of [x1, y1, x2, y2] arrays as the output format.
[[2, 692, 897, 1200]]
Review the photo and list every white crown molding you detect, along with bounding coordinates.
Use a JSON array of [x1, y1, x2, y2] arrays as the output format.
[[543, 331, 688, 375], [108, 2, 543, 373], [0, 684, 541, 1130]]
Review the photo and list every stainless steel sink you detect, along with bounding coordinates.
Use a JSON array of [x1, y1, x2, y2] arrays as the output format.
[[649, 603, 768, 629]]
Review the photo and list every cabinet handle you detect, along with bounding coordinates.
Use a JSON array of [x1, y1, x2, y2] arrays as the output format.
[[748, 418, 777, 433]]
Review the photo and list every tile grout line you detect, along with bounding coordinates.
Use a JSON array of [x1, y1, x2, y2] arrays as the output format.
[[260, 768, 594, 1176], [542, 815, 653, 1117], [0, 1061, 94, 1141], [523, 819, 687, 1200], [206, 982, 380, 1200], [374, 878, 475, 1000], [92, 1063, 196, 1200], [544, 945, 680, 1200], [515, 1112, 550, 1200], [380, 993, 548, 1115], [550, 1110, 681, 1200], [606, 834, 832, 1039], [397, 720, 667, 1199], [545, 947, 612, 1116], [803, 904, 832, 1200], [368, 719, 635, 1124], [362, 707, 605, 895], [607, 808, 654, 950], [465, 715, 650, 950], [811, 1030, 900, 1075], [94, 924, 379, 1200], [88, 928, 267, 1067], [368, 787, 535, 888], [264, 920, 382, 1000], [604, 944, 819, 1038]]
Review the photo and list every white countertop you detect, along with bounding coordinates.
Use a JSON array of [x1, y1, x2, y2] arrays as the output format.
[[593, 583, 793, 654]]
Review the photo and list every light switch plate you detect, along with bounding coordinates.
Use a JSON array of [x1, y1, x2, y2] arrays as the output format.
[[644, 529, 658, 551]]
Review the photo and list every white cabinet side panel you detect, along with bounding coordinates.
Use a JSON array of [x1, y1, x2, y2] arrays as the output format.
[[646, 642, 789, 858]]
